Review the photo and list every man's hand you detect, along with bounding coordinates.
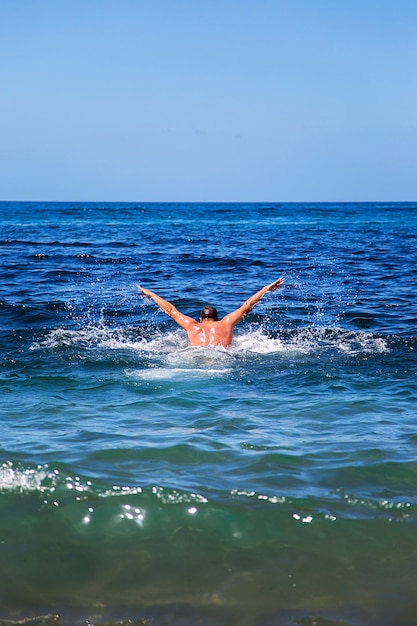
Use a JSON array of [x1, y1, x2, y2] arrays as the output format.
[[266, 277, 284, 292], [137, 285, 152, 298]]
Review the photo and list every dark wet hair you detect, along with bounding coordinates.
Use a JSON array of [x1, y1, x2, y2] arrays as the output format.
[[200, 305, 218, 321]]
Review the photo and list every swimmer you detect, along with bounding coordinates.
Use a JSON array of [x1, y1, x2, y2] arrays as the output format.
[[137, 278, 284, 348]]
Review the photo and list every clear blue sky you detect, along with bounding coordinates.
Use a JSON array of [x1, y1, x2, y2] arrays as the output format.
[[1, 0, 417, 202]]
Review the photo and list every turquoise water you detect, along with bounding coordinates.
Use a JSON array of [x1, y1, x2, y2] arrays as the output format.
[[1, 202, 417, 625]]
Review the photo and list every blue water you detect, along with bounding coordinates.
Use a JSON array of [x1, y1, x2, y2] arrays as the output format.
[[1, 202, 417, 626]]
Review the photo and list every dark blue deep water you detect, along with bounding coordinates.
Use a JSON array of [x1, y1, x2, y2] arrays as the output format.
[[1, 202, 417, 625]]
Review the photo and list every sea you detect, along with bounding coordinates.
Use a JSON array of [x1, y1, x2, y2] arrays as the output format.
[[1, 201, 416, 626]]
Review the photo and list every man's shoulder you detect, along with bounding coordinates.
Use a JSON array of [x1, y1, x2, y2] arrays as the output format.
[[218, 315, 235, 326]]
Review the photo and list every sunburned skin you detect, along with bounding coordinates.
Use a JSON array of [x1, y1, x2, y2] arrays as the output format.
[[187, 320, 234, 348], [137, 277, 284, 349]]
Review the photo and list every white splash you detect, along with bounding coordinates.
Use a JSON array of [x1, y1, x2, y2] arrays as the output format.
[[31, 326, 186, 354], [232, 328, 286, 354], [31, 323, 389, 360], [232, 326, 389, 356], [0, 461, 56, 493]]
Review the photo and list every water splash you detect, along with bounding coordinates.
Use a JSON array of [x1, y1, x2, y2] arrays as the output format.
[[31, 324, 389, 358], [0, 461, 56, 493]]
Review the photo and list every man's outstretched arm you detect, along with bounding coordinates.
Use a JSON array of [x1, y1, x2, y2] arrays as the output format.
[[223, 277, 284, 327], [137, 285, 196, 330]]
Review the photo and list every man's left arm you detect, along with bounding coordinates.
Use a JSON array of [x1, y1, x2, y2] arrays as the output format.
[[137, 285, 195, 330]]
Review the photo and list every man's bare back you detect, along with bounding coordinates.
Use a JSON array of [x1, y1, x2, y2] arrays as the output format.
[[137, 277, 284, 349], [185, 319, 234, 348]]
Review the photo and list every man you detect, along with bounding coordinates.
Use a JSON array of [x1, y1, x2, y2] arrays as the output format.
[[137, 277, 284, 348]]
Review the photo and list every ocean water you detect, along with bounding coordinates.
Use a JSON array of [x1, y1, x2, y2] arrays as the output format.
[[1, 201, 417, 626]]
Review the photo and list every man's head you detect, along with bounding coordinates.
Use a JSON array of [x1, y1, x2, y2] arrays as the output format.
[[200, 305, 218, 321]]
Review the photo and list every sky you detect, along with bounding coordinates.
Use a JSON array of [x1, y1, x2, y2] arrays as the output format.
[[1, 0, 417, 202]]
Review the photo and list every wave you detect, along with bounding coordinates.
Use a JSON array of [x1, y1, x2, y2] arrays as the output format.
[[1, 460, 416, 523], [2, 459, 417, 624]]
